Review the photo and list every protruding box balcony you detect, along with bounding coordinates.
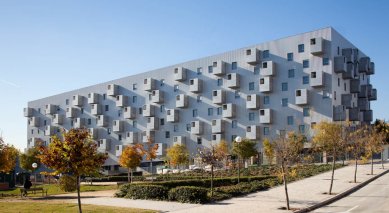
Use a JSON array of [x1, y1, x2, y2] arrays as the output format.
[[212, 90, 226, 105], [53, 114, 64, 125], [342, 48, 357, 63], [212, 134, 223, 143], [66, 107, 77, 118], [29, 117, 40, 127], [91, 104, 102, 115], [333, 105, 346, 121], [143, 78, 156, 91], [359, 84, 371, 98], [295, 89, 308, 105], [166, 109, 179, 123], [213, 60, 226, 76], [348, 107, 360, 121], [151, 90, 164, 103], [212, 119, 224, 133], [259, 109, 272, 124], [156, 143, 166, 156], [88, 93, 99, 104], [226, 73, 240, 89], [367, 62, 375, 75], [189, 78, 202, 93], [358, 57, 371, 73], [126, 132, 138, 144], [45, 104, 57, 115], [113, 120, 124, 132], [363, 110, 373, 122], [342, 63, 353, 79], [334, 56, 346, 74], [98, 139, 111, 152], [107, 84, 118, 96], [173, 136, 186, 145], [190, 121, 203, 135], [368, 88, 377, 101], [174, 67, 186, 81], [142, 104, 155, 117], [74, 118, 85, 128], [142, 130, 155, 143], [246, 125, 260, 140], [45, 125, 57, 136], [222, 103, 236, 118], [310, 70, 324, 87], [97, 115, 108, 127], [350, 79, 360, 93], [116, 95, 128, 107], [246, 94, 260, 109], [124, 107, 136, 119], [176, 94, 188, 108], [24, 107, 33, 117], [115, 145, 124, 157], [260, 61, 275, 76], [259, 76, 272, 93], [72, 95, 83, 106], [244, 48, 259, 64], [358, 98, 369, 111], [341, 94, 352, 109], [310, 37, 324, 55], [147, 117, 159, 130], [88, 128, 99, 140]]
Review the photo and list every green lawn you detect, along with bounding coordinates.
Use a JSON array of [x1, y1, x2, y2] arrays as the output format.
[[0, 184, 117, 196], [0, 201, 154, 213]]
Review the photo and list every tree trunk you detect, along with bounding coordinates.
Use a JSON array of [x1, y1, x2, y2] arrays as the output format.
[[281, 162, 290, 210], [76, 175, 82, 213], [329, 156, 336, 195], [128, 168, 131, 183], [371, 153, 374, 175], [211, 164, 214, 197], [150, 159, 153, 182], [381, 151, 384, 169], [354, 157, 358, 183]]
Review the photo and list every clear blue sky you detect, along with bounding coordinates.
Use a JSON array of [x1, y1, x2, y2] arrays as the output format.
[[0, 0, 388, 151]]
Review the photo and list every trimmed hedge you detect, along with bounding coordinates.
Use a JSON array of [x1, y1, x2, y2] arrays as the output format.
[[115, 183, 131, 198], [168, 186, 209, 203], [125, 184, 169, 200], [89, 175, 145, 182]]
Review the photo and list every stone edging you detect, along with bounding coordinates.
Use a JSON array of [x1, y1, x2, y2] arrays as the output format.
[[295, 168, 389, 213]]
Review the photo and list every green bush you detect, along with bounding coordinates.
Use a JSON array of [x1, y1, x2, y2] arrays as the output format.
[[209, 191, 232, 201], [125, 185, 169, 200], [89, 175, 145, 182], [168, 186, 209, 203], [114, 183, 131, 198], [58, 175, 77, 192]]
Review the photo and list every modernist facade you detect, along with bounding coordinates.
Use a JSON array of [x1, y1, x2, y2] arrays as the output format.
[[24, 27, 377, 172]]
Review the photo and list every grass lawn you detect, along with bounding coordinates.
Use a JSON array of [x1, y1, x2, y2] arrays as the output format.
[[0, 184, 117, 197], [0, 201, 154, 213]]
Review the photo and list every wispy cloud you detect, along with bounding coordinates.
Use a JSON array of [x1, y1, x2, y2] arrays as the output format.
[[0, 79, 21, 88]]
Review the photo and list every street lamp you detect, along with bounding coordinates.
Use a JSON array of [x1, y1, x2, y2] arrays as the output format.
[[235, 136, 242, 183], [32, 163, 38, 185]]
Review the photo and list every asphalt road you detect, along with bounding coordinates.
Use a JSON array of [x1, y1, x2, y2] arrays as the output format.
[[313, 170, 389, 213]]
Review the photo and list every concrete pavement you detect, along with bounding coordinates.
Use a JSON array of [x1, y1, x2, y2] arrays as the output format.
[[63, 162, 389, 212]]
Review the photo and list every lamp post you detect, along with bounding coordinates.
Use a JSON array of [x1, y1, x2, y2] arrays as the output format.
[[235, 136, 242, 183], [32, 163, 38, 185]]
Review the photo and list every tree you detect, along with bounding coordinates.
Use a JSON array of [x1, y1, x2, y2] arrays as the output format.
[[166, 144, 189, 169], [232, 138, 257, 182], [214, 140, 229, 169], [0, 137, 18, 173], [20, 146, 41, 172], [312, 121, 345, 195], [365, 127, 384, 175], [119, 144, 145, 183], [144, 137, 159, 181], [38, 128, 107, 213], [263, 138, 275, 165], [347, 125, 367, 183], [273, 132, 304, 210], [373, 119, 389, 168]]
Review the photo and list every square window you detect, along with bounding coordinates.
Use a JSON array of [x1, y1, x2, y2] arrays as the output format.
[[282, 98, 288, 107], [197, 67, 202, 75], [288, 69, 295, 78], [323, 58, 329, 66], [262, 62, 268, 68], [298, 44, 304, 53], [174, 125, 178, 132], [303, 76, 310, 84], [260, 78, 265, 84], [208, 65, 213, 73], [232, 120, 238, 128], [249, 82, 255, 91], [186, 124, 191, 131], [197, 95, 202, 102], [65, 99, 69, 105], [263, 127, 269, 135], [231, 62, 237, 70], [246, 49, 251, 55], [282, 82, 288, 91], [254, 66, 260, 75], [193, 109, 198, 117], [105, 105, 109, 111], [197, 137, 202, 145], [165, 131, 170, 138], [235, 90, 240, 99], [217, 107, 222, 115], [249, 112, 255, 121], [217, 78, 223, 86], [310, 38, 316, 45], [287, 52, 293, 61], [132, 96, 137, 103], [287, 116, 294, 125], [303, 60, 309, 68], [303, 107, 310, 117], [208, 108, 213, 116], [263, 96, 270, 105], [262, 50, 269, 58], [311, 72, 317, 78], [133, 83, 137, 90]]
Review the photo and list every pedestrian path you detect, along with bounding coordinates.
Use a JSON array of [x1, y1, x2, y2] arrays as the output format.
[[66, 162, 389, 213]]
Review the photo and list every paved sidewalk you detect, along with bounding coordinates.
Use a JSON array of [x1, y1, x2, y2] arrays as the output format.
[[66, 162, 389, 213]]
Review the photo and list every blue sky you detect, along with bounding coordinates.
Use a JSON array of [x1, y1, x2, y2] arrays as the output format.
[[0, 0, 388, 151]]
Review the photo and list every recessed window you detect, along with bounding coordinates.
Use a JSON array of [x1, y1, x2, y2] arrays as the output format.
[[208, 65, 213, 73], [208, 108, 213, 116], [197, 137, 202, 145], [310, 38, 316, 45], [323, 58, 329, 66], [174, 125, 178, 132], [249, 82, 255, 91], [287, 53, 293, 61], [232, 120, 238, 128], [160, 105, 165, 112], [263, 127, 269, 135], [303, 60, 309, 68], [193, 109, 198, 117], [235, 90, 240, 99], [288, 69, 295, 78], [105, 105, 109, 111], [197, 67, 202, 75], [249, 112, 255, 121], [133, 84, 137, 90], [282, 82, 288, 91], [88, 118, 92, 125], [108, 128, 111, 134], [282, 98, 288, 107], [262, 50, 269, 58], [254, 66, 260, 75], [165, 131, 170, 138], [262, 62, 268, 68], [260, 78, 265, 84], [231, 62, 237, 70], [103, 94, 106, 100], [65, 99, 69, 105], [118, 135, 122, 141], [303, 76, 309, 84], [174, 85, 179, 92], [287, 116, 294, 125], [303, 107, 310, 117], [263, 96, 270, 105], [186, 124, 191, 131], [298, 44, 304, 53], [132, 96, 137, 103], [217, 78, 223, 86], [197, 95, 202, 102], [246, 49, 252, 55], [217, 107, 222, 115], [311, 72, 317, 78]]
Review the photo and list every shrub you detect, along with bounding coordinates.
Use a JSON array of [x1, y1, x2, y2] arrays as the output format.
[[125, 185, 168, 200], [89, 175, 145, 182], [115, 183, 131, 198], [209, 191, 232, 201], [168, 186, 209, 203], [58, 175, 77, 192]]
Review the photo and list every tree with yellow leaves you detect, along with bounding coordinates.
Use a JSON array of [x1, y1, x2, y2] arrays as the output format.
[[119, 143, 144, 183], [166, 144, 189, 169], [263, 138, 275, 165], [365, 126, 384, 175], [0, 136, 18, 173], [347, 125, 367, 183]]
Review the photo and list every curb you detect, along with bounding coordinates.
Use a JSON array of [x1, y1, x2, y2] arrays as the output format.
[[295, 168, 389, 213]]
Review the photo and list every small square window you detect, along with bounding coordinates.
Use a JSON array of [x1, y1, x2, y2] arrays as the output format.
[[281, 98, 288, 107], [287, 53, 293, 61], [310, 38, 316, 45], [263, 127, 269, 135], [263, 96, 270, 105], [303, 76, 310, 84], [288, 69, 295, 78], [197, 137, 202, 145], [232, 120, 238, 128], [197, 67, 202, 75], [208, 108, 213, 116], [323, 58, 329, 66], [262, 50, 269, 58], [249, 82, 255, 91], [231, 62, 237, 70], [254, 66, 260, 75], [208, 65, 213, 73], [298, 44, 304, 53], [249, 112, 255, 121], [165, 131, 170, 138], [262, 62, 268, 68], [133, 96, 137, 103], [217, 78, 223, 86], [287, 116, 294, 125], [303, 60, 309, 68], [193, 109, 198, 117], [303, 107, 310, 117], [217, 107, 222, 115], [282, 82, 288, 91], [133, 83, 137, 90], [311, 72, 317, 78], [260, 78, 265, 84]]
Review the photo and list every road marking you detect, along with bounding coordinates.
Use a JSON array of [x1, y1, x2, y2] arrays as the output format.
[[341, 205, 359, 213]]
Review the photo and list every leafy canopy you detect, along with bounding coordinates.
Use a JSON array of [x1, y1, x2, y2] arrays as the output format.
[[20, 146, 41, 172], [232, 138, 257, 159], [0, 137, 19, 173], [119, 144, 145, 170], [166, 144, 189, 167]]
